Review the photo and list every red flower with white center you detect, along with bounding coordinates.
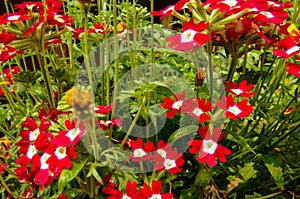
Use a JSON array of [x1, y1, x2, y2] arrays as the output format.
[[98, 118, 122, 130], [216, 95, 254, 120], [0, 32, 17, 63], [128, 138, 155, 162], [189, 126, 231, 166], [205, 0, 239, 12], [183, 98, 212, 122], [95, 104, 112, 115], [34, 153, 54, 186], [140, 180, 173, 199], [166, 19, 211, 51], [17, 117, 52, 154], [273, 36, 300, 59], [46, 144, 77, 176], [285, 62, 300, 78], [226, 80, 255, 98], [161, 91, 188, 118], [103, 180, 144, 199], [152, 140, 184, 174], [0, 66, 19, 84], [0, 12, 31, 24], [253, 10, 287, 25], [52, 119, 86, 146], [150, 0, 189, 19]]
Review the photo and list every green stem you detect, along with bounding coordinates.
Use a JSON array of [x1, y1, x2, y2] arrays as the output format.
[[254, 192, 281, 199], [119, 96, 146, 148], [110, 0, 119, 139]]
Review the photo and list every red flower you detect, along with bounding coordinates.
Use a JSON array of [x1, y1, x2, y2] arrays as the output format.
[[0, 32, 17, 63], [140, 180, 173, 199], [52, 119, 86, 146], [150, 0, 189, 19], [273, 36, 300, 58], [226, 80, 255, 97], [189, 126, 231, 166], [152, 140, 184, 174], [103, 180, 144, 199], [183, 98, 212, 122], [34, 153, 54, 186], [95, 104, 112, 114], [128, 138, 155, 162], [46, 144, 77, 176], [58, 192, 69, 199], [166, 19, 211, 51], [285, 62, 300, 78], [98, 118, 122, 130], [161, 91, 188, 118], [216, 95, 254, 120], [205, 0, 239, 12]]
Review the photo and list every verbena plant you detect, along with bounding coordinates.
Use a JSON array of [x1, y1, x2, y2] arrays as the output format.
[[0, 0, 299, 198]]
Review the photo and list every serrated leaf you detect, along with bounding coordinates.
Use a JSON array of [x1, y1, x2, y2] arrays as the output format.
[[262, 156, 284, 189], [239, 162, 257, 182], [58, 158, 87, 194]]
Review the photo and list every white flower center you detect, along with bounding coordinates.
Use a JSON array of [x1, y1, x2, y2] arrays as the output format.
[[40, 153, 51, 170], [164, 158, 176, 170], [133, 148, 147, 158], [26, 145, 37, 159], [66, 128, 82, 142], [202, 140, 218, 154], [149, 194, 162, 199], [122, 194, 131, 199], [261, 11, 274, 19], [222, 0, 238, 7], [192, 107, 204, 117], [172, 100, 183, 109], [55, 146, 67, 159], [228, 105, 242, 116], [230, 88, 243, 95], [181, 30, 197, 43], [286, 46, 300, 55], [29, 128, 40, 141], [157, 149, 166, 158], [163, 6, 174, 14], [7, 15, 20, 21]]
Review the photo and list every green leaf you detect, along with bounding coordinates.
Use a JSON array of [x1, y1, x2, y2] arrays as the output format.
[[87, 164, 104, 185], [194, 168, 214, 188], [168, 125, 198, 143], [238, 162, 257, 182], [179, 187, 198, 199], [58, 158, 88, 194], [262, 155, 284, 189]]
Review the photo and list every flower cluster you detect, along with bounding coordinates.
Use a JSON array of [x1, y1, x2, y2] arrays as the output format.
[[273, 24, 300, 77], [128, 139, 184, 174], [160, 80, 254, 166], [152, 0, 300, 79], [14, 117, 84, 189], [0, 66, 19, 96], [103, 180, 173, 199], [14, 101, 121, 189]]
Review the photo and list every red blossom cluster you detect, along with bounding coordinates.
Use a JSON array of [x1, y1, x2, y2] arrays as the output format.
[[151, 0, 300, 78], [13, 103, 121, 190], [103, 179, 173, 199], [0, 0, 126, 63], [15, 117, 84, 189], [0, 66, 19, 96], [128, 139, 184, 174], [160, 80, 254, 166]]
